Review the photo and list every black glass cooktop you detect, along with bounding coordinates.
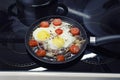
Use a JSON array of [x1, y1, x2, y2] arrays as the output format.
[[0, 0, 120, 73]]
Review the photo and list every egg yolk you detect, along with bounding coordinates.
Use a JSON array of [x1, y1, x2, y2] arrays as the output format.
[[36, 30, 50, 41], [52, 37, 65, 48]]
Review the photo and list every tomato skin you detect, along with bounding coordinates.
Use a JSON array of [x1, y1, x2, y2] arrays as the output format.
[[53, 18, 62, 26], [36, 49, 46, 57], [29, 40, 38, 47], [56, 55, 65, 62], [55, 28, 63, 35], [70, 27, 80, 35], [39, 21, 49, 28], [69, 45, 80, 54]]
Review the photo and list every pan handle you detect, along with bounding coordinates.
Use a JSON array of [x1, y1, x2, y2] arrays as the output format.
[[90, 35, 120, 46]]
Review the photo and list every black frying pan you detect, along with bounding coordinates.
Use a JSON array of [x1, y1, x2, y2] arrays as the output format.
[[25, 15, 120, 67]]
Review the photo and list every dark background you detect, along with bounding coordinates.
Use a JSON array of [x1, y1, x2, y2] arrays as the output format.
[[0, 0, 15, 11]]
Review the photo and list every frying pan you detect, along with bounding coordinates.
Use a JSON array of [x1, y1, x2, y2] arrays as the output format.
[[25, 15, 120, 67]]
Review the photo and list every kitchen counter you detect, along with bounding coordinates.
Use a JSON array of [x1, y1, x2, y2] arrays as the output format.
[[0, 72, 120, 80]]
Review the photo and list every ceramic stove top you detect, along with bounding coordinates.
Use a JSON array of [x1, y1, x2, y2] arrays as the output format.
[[0, 0, 120, 73]]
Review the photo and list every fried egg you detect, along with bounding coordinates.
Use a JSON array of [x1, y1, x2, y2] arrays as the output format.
[[47, 36, 65, 50], [47, 22, 75, 50], [33, 21, 76, 50], [33, 28, 51, 42]]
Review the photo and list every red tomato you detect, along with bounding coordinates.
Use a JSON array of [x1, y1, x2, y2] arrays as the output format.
[[69, 45, 80, 54], [70, 27, 80, 35], [53, 18, 62, 26], [29, 40, 38, 47], [56, 55, 65, 62], [36, 49, 46, 57], [39, 21, 49, 28], [55, 28, 63, 35]]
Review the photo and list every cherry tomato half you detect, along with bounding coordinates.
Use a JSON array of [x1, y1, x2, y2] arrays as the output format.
[[55, 28, 63, 35], [39, 21, 49, 28], [53, 18, 62, 26], [56, 55, 65, 62], [29, 40, 38, 47], [70, 27, 80, 35], [69, 45, 80, 54], [36, 49, 46, 57]]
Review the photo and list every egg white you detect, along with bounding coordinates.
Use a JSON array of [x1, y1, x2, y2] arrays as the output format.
[[33, 21, 76, 50], [47, 39, 58, 50]]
